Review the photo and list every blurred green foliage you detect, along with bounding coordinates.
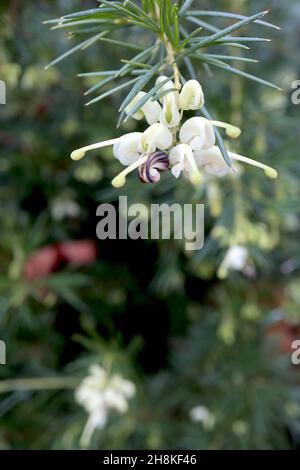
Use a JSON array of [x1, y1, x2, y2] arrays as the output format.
[[0, 0, 300, 450]]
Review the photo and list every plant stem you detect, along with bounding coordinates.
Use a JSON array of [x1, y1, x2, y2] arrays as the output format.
[[154, 0, 181, 90], [0, 377, 80, 393], [165, 40, 181, 90]]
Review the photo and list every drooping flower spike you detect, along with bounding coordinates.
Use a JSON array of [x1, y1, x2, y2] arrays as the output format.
[[70, 75, 278, 187]]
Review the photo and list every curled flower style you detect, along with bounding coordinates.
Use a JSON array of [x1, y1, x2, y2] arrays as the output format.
[[70, 75, 278, 187], [138, 151, 169, 183], [111, 124, 173, 188]]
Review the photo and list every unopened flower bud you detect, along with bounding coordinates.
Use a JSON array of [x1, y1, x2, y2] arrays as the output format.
[[179, 80, 204, 111]]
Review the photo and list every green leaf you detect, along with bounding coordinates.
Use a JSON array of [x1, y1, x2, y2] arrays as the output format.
[[205, 54, 258, 64], [191, 52, 230, 67], [116, 44, 158, 77], [85, 76, 140, 106], [119, 61, 163, 112], [124, 77, 173, 122], [182, 10, 270, 56], [173, 6, 180, 46], [160, 0, 176, 46], [179, 0, 195, 15], [97, 37, 144, 50], [186, 17, 270, 46], [186, 16, 219, 33], [99, 0, 160, 33], [181, 26, 204, 47], [60, 8, 111, 20], [84, 75, 117, 96], [120, 60, 152, 69], [45, 31, 107, 69], [78, 70, 119, 77], [51, 19, 116, 30], [188, 10, 280, 30], [206, 60, 282, 91]]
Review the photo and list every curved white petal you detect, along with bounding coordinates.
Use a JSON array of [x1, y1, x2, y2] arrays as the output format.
[[156, 75, 176, 99], [142, 99, 161, 125], [124, 91, 145, 121], [179, 117, 216, 150], [179, 80, 204, 111], [125, 91, 161, 125], [194, 146, 230, 177], [169, 144, 202, 184], [159, 92, 181, 128], [140, 123, 173, 154], [113, 132, 142, 166], [169, 144, 186, 178]]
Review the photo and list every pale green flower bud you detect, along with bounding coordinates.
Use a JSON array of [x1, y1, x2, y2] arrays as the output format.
[[179, 80, 204, 110]]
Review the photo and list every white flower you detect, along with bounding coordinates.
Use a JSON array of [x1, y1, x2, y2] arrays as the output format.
[[169, 144, 202, 185], [156, 75, 177, 101], [139, 123, 173, 154], [160, 92, 181, 127], [179, 80, 204, 111], [218, 245, 249, 279], [179, 117, 216, 150], [75, 364, 136, 447], [156, 76, 181, 128], [223, 245, 249, 270], [70, 123, 173, 189], [179, 116, 241, 151], [125, 91, 161, 125], [194, 146, 231, 177], [113, 132, 142, 166], [190, 406, 216, 431], [194, 145, 278, 179]]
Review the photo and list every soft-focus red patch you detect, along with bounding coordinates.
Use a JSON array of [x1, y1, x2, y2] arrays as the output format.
[[24, 240, 97, 281], [58, 240, 97, 265], [24, 245, 61, 280], [266, 320, 300, 354]]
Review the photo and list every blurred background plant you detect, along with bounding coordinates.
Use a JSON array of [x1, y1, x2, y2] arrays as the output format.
[[0, 0, 300, 450]]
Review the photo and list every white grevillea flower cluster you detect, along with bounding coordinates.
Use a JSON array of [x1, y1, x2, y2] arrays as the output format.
[[75, 364, 135, 446], [218, 245, 255, 279], [190, 405, 216, 431], [71, 76, 278, 187]]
